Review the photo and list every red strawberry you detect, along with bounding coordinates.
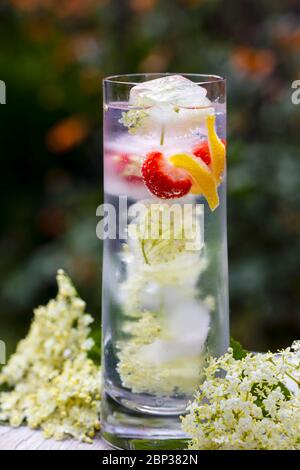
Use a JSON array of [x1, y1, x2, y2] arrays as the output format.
[[193, 139, 226, 166], [192, 141, 211, 166], [112, 153, 142, 183], [141, 151, 192, 199]]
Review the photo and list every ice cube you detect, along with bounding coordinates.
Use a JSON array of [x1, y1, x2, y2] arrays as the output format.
[[142, 104, 212, 136], [140, 288, 210, 364], [127, 75, 213, 136], [130, 75, 210, 108]]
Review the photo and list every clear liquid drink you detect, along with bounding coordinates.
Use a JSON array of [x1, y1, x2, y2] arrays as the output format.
[[101, 74, 229, 449]]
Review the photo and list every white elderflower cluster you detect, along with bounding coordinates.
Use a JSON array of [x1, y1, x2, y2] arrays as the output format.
[[117, 312, 205, 396], [0, 270, 101, 443], [117, 201, 211, 396], [182, 341, 300, 450], [118, 109, 149, 134]]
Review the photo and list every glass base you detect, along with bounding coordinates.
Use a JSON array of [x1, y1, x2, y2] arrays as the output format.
[[101, 392, 190, 450]]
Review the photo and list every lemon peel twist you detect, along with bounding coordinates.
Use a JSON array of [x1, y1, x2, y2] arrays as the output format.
[[168, 114, 226, 211], [206, 114, 226, 184], [169, 153, 219, 210]]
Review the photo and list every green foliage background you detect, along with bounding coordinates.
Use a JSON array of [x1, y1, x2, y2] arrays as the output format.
[[0, 0, 299, 356]]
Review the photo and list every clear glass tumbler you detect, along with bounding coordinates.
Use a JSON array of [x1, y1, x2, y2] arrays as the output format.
[[101, 74, 229, 449]]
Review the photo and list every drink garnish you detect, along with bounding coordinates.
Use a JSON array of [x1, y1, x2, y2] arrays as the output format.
[[119, 75, 213, 138], [192, 141, 211, 166], [112, 153, 142, 182], [169, 153, 219, 210], [206, 114, 226, 184], [141, 151, 192, 199], [118, 109, 149, 134]]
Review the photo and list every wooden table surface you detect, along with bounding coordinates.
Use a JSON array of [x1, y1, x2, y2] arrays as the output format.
[[0, 425, 111, 450]]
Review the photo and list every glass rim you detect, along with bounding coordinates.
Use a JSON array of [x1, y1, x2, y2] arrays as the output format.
[[103, 73, 226, 86]]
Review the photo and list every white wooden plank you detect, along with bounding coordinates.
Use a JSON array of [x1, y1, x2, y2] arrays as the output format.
[[0, 425, 111, 450]]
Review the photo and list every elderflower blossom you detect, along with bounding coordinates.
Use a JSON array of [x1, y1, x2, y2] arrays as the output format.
[[181, 342, 300, 450], [117, 201, 211, 396], [0, 270, 101, 443], [117, 312, 206, 395], [118, 109, 149, 134]]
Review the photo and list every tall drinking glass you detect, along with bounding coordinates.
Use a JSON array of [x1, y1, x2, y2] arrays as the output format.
[[101, 74, 228, 449]]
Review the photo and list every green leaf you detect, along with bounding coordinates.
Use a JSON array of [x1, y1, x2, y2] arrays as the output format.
[[88, 328, 101, 364], [276, 381, 291, 401], [251, 380, 291, 417], [0, 383, 10, 393], [230, 337, 248, 360]]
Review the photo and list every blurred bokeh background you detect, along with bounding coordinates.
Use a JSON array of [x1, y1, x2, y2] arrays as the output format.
[[0, 0, 300, 358]]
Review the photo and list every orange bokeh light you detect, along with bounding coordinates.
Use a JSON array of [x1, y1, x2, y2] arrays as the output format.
[[231, 47, 276, 79], [46, 116, 89, 154]]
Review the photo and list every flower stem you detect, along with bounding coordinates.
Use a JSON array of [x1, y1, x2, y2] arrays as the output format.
[[269, 358, 300, 387], [141, 240, 149, 265], [160, 125, 165, 146], [284, 371, 300, 387]]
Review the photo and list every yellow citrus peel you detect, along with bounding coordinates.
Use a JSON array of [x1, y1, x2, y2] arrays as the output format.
[[168, 114, 225, 210], [169, 153, 219, 211], [206, 114, 226, 184]]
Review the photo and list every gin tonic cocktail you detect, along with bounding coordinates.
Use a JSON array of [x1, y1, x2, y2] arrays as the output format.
[[102, 74, 228, 449]]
